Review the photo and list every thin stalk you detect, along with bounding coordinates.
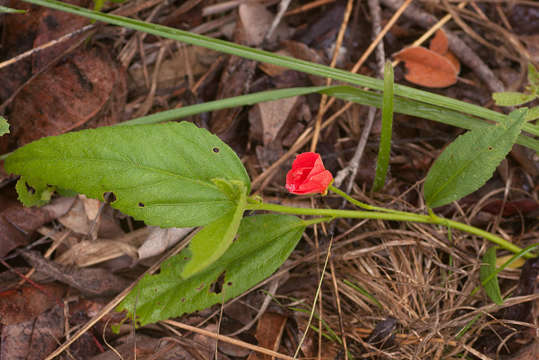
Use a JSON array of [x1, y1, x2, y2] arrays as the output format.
[[245, 202, 533, 257], [329, 185, 412, 216]]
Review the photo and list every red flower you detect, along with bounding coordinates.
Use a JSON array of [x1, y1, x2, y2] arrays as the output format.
[[286, 152, 333, 195]]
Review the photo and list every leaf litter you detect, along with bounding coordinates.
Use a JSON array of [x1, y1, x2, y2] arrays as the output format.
[[0, 0, 538, 359]]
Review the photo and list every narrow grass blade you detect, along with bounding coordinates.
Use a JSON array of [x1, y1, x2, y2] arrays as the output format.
[[372, 61, 394, 192], [480, 246, 503, 305], [120, 85, 539, 152], [472, 243, 539, 297]]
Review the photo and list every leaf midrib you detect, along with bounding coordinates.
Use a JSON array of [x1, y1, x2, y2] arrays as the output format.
[[9, 155, 233, 191]]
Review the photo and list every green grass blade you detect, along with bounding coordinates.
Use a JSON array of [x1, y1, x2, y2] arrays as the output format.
[[372, 61, 394, 192], [471, 243, 539, 298], [480, 246, 504, 305], [119, 85, 539, 152], [19, 0, 539, 139]]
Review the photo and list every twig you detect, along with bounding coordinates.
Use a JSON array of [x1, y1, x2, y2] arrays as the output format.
[[164, 319, 295, 360], [334, 0, 386, 192], [44, 233, 194, 359], [310, 0, 355, 152], [265, 0, 292, 42]]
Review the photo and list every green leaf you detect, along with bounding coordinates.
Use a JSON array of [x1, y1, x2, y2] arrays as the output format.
[[4, 122, 250, 227], [372, 61, 394, 192], [15, 176, 55, 207], [492, 92, 536, 107], [0, 5, 27, 13], [526, 106, 539, 122], [0, 116, 9, 136], [180, 183, 246, 279], [117, 214, 306, 326], [480, 246, 503, 305], [424, 108, 528, 208], [528, 63, 539, 87]]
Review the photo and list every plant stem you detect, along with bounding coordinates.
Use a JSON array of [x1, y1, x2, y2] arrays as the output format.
[[245, 201, 534, 258], [328, 185, 410, 216]]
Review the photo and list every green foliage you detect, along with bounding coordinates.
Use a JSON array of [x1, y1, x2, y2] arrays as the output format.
[[480, 247, 503, 305], [0, 116, 9, 136], [179, 185, 246, 279], [526, 106, 539, 122], [372, 61, 394, 192], [424, 109, 528, 208], [493, 64, 538, 107], [117, 214, 306, 326], [121, 85, 538, 151], [0, 5, 26, 13], [4, 122, 250, 227], [527, 63, 539, 87], [492, 92, 535, 107], [15, 176, 54, 206]]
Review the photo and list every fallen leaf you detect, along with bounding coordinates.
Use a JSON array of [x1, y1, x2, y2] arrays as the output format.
[[0, 304, 64, 359], [238, 3, 290, 46], [394, 46, 458, 88], [21, 250, 130, 297], [429, 30, 460, 74], [0, 283, 65, 325], [429, 29, 449, 55], [0, 197, 74, 257], [138, 226, 192, 260], [128, 46, 219, 92], [247, 312, 287, 360], [249, 96, 299, 145], [10, 47, 126, 146], [394, 29, 460, 88]]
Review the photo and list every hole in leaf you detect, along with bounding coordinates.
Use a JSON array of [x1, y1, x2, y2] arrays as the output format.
[[210, 271, 226, 294], [103, 192, 117, 203], [488, 146, 493, 151], [227, 281, 232, 287], [138, 202, 145, 207], [25, 182, 36, 195], [181, 298, 186, 303], [183, 257, 189, 261], [212, 147, 220, 153]]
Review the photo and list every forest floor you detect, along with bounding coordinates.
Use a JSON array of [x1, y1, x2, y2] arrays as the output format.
[[0, 0, 538, 359]]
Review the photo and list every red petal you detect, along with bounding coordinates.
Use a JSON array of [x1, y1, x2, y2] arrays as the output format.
[[291, 152, 319, 170]]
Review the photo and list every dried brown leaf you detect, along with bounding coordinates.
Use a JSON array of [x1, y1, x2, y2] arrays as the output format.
[[394, 46, 458, 88], [0, 283, 65, 325]]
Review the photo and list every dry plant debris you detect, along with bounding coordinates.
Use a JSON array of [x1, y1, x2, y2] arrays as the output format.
[[0, 0, 538, 359]]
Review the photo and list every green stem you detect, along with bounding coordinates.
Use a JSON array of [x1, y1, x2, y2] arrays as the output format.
[[329, 185, 411, 216], [245, 202, 535, 258]]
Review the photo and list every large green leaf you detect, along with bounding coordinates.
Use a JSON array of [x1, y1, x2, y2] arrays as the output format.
[[4, 122, 250, 227], [117, 214, 306, 326], [424, 109, 528, 208], [480, 246, 503, 305]]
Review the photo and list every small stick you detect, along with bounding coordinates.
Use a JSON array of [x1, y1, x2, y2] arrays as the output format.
[[310, 0, 354, 152], [163, 319, 295, 360]]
